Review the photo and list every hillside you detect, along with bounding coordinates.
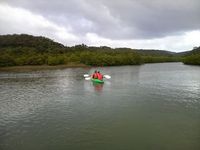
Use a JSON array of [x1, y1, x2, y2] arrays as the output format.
[[187, 47, 200, 55], [134, 49, 176, 56], [0, 34, 142, 66], [0, 34, 181, 67], [0, 34, 64, 51], [183, 46, 200, 65]]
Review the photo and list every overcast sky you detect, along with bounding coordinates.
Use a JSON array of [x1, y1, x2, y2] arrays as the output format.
[[0, 0, 200, 52]]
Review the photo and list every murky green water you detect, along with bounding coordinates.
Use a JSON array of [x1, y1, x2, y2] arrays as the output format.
[[0, 63, 200, 150]]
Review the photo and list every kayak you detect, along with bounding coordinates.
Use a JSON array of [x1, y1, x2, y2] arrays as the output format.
[[91, 78, 104, 84]]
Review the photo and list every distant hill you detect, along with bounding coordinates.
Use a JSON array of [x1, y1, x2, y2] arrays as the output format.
[[0, 34, 178, 56], [0, 34, 64, 52], [0, 34, 186, 67], [174, 51, 189, 57], [101, 47, 176, 57], [134, 49, 176, 56], [187, 46, 200, 55], [0, 34, 142, 66]]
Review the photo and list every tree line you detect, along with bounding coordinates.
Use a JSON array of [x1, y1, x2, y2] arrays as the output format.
[[182, 46, 200, 65], [0, 34, 182, 67], [0, 47, 142, 66]]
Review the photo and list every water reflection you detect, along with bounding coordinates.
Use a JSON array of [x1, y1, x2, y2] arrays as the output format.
[[93, 82, 104, 92]]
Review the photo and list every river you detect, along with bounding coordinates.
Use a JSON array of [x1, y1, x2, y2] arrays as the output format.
[[0, 63, 200, 150]]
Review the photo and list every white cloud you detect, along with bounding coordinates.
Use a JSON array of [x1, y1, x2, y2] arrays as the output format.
[[0, 3, 78, 45], [0, 2, 200, 52], [84, 31, 200, 52]]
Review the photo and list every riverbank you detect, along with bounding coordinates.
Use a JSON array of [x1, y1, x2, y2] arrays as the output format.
[[0, 62, 184, 72], [0, 63, 89, 72]]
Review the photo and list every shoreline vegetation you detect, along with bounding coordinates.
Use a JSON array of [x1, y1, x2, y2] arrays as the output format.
[[0, 34, 199, 71], [0, 63, 89, 72], [0, 62, 183, 72]]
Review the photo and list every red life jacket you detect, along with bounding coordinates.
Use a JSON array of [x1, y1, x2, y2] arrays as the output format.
[[97, 73, 103, 80], [92, 73, 98, 79]]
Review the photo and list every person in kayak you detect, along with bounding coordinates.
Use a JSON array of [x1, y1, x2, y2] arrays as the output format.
[[97, 71, 103, 80], [92, 70, 98, 79]]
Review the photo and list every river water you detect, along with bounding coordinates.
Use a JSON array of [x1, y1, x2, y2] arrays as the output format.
[[0, 63, 200, 150]]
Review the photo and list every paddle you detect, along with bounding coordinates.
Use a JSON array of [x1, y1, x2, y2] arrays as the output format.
[[83, 74, 90, 77], [85, 77, 91, 80], [103, 75, 111, 79]]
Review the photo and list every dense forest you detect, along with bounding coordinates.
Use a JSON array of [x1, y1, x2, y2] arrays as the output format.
[[182, 46, 200, 65], [0, 34, 142, 66], [0, 34, 191, 67]]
